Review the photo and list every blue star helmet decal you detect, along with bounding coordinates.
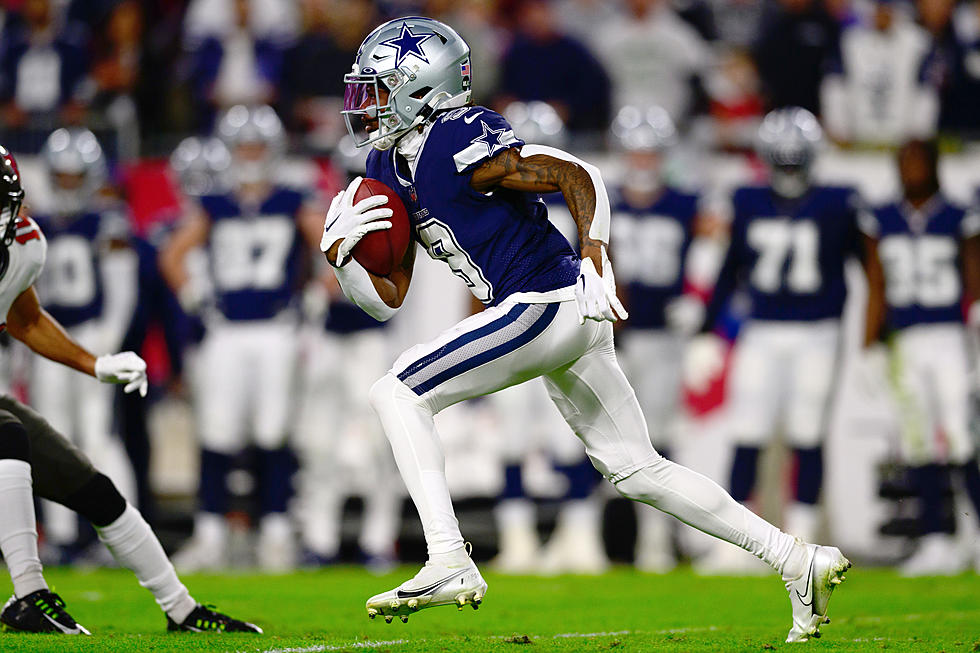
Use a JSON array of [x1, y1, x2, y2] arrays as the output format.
[[379, 22, 436, 67], [470, 121, 508, 158]]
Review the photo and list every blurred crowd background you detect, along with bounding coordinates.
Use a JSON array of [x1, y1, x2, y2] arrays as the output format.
[[1, 0, 979, 578]]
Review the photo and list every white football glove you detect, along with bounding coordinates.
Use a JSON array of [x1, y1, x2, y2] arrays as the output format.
[[683, 333, 726, 393], [95, 351, 148, 397], [575, 247, 628, 325], [665, 295, 706, 337], [320, 176, 393, 267]]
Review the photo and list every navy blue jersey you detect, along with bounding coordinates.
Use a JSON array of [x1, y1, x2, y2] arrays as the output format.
[[611, 188, 697, 329], [200, 187, 305, 321], [366, 106, 579, 306], [861, 195, 979, 329], [33, 211, 122, 327], [704, 186, 860, 328]]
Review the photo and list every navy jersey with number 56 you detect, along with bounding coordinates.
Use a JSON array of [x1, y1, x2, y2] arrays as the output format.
[[365, 106, 580, 306], [704, 186, 861, 329], [199, 188, 305, 321], [610, 189, 697, 329], [860, 196, 979, 329]]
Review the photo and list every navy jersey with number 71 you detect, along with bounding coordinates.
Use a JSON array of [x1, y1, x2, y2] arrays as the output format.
[[365, 106, 580, 306], [703, 185, 862, 330]]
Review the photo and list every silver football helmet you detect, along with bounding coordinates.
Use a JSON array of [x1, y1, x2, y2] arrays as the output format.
[[502, 101, 567, 148], [42, 127, 107, 216], [756, 107, 822, 199], [215, 104, 285, 187], [170, 136, 232, 197], [343, 16, 471, 150], [610, 105, 678, 153]]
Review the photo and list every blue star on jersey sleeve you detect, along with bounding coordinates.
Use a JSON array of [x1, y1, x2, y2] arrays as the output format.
[[448, 107, 524, 174]]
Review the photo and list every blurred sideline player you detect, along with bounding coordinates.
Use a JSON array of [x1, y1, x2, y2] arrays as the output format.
[[860, 139, 980, 575], [688, 108, 862, 573], [295, 135, 401, 570], [324, 17, 849, 643], [160, 105, 323, 571], [30, 127, 139, 560], [489, 101, 607, 576], [608, 105, 709, 572], [0, 145, 260, 634]]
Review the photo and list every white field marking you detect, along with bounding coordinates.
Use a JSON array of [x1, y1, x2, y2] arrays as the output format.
[[845, 610, 980, 624], [233, 640, 409, 653]]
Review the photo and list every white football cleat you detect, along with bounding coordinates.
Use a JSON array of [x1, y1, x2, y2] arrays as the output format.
[[784, 543, 851, 643], [899, 534, 966, 577], [366, 553, 487, 622]]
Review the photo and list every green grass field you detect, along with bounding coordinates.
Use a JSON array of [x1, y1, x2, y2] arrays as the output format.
[[1, 566, 978, 652]]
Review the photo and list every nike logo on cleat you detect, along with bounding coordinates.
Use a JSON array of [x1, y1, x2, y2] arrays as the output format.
[[795, 557, 815, 607], [395, 570, 467, 599], [41, 612, 85, 635]]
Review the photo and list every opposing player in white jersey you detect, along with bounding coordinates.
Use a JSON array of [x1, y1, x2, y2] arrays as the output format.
[[295, 135, 401, 570], [29, 128, 139, 560], [860, 139, 980, 575], [323, 17, 850, 642], [0, 145, 261, 634], [688, 109, 862, 574], [161, 105, 323, 571], [608, 105, 710, 572]]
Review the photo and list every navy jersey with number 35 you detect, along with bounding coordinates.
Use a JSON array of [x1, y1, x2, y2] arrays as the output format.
[[366, 106, 580, 306], [705, 186, 861, 328], [860, 196, 979, 329]]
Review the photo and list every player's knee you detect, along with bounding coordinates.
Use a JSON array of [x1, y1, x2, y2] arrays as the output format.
[[0, 411, 30, 463], [368, 373, 413, 413], [613, 459, 669, 507], [61, 472, 127, 527]]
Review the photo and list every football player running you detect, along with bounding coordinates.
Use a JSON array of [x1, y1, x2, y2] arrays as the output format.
[[860, 139, 980, 575], [688, 108, 863, 572], [161, 105, 324, 572], [29, 127, 139, 561], [323, 17, 849, 642], [0, 145, 260, 634]]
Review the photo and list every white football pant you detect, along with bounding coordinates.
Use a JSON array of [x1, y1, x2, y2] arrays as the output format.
[[194, 318, 299, 452], [295, 327, 400, 558], [889, 323, 974, 465], [728, 319, 841, 448], [369, 297, 803, 575]]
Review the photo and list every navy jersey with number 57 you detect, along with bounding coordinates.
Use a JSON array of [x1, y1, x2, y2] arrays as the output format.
[[860, 196, 979, 329], [365, 106, 579, 306], [199, 187, 305, 321], [610, 189, 697, 329], [704, 186, 861, 329]]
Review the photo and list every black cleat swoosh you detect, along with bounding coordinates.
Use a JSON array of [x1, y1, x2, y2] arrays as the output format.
[[395, 570, 467, 599], [795, 556, 815, 607]]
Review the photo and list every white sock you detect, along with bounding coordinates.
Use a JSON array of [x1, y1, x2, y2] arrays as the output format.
[[615, 457, 807, 577], [369, 374, 464, 556], [0, 460, 48, 598], [96, 503, 197, 623], [494, 498, 535, 531]]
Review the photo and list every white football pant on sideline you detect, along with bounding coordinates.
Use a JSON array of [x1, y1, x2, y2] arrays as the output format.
[[370, 297, 804, 575], [728, 320, 841, 448], [295, 327, 400, 559], [890, 323, 974, 465], [194, 319, 299, 452]]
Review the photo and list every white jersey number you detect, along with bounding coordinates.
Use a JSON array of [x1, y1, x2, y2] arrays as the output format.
[[747, 219, 821, 293], [417, 219, 494, 303], [878, 234, 960, 307], [211, 216, 295, 292], [612, 213, 685, 287], [42, 235, 98, 307]]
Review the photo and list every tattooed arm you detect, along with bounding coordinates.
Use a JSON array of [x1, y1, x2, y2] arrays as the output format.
[[470, 146, 606, 271]]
